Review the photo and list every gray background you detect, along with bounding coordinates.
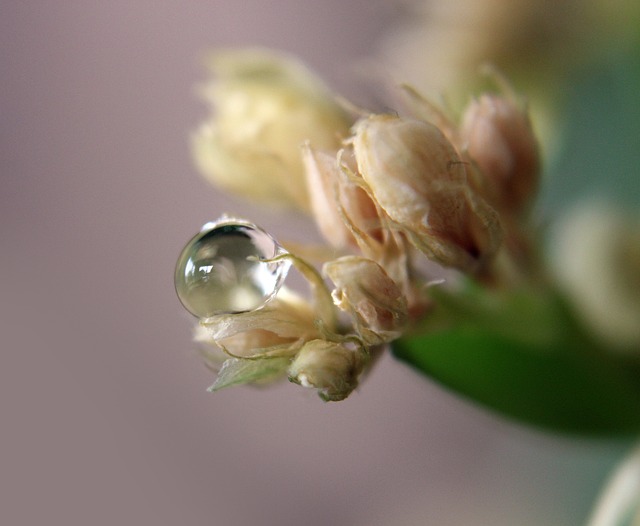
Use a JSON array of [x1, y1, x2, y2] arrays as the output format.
[[0, 2, 626, 525]]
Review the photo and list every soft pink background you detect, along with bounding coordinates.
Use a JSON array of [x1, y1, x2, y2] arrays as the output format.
[[0, 2, 625, 525]]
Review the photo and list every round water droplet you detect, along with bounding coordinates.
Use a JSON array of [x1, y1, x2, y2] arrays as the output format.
[[174, 219, 290, 319]]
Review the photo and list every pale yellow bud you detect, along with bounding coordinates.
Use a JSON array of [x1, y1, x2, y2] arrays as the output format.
[[461, 94, 539, 215], [288, 339, 367, 401], [551, 201, 640, 352], [352, 114, 502, 272], [324, 256, 408, 345], [192, 48, 351, 209]]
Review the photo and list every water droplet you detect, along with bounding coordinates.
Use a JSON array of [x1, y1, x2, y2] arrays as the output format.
[[175, 219, 290, 319]]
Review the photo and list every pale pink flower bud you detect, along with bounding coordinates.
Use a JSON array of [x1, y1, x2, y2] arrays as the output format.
[[324, 256, 408, 345], [288, 339, 367, 401], [352, 114, 502, 272], [302, 140, 411, 289], [201, 288, 319, 358], [302, 144, 381, 249], [461, 94, 539, 215]]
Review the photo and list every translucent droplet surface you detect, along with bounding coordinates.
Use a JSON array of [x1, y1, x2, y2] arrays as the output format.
[[175, 219, 290, 319]]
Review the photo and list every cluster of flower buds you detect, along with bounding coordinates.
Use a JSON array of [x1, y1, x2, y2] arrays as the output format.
[[182, 48, 541, 401]]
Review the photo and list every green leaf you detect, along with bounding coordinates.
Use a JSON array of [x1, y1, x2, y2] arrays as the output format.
[[208, 357, 290, 392], [393, 287, 640, 435]]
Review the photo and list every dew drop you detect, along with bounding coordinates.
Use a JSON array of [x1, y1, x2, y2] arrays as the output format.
[[174, 219, 290, 319]]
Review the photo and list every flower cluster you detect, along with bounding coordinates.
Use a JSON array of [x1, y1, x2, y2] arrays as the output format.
[[378, 0, 640, 157], [184, 48, 541, 401]]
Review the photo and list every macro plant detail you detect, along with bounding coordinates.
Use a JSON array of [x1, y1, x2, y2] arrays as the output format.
[[175, 47, 640, 435]]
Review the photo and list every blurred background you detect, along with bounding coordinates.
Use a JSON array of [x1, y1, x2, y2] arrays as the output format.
[[1, 2, 637, 525]]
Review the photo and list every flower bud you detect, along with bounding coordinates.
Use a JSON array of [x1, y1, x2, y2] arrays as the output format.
[[201, 287, 319, 358], [192, 48, 351, 210], [550, 201, 640, 352], [324, 256, 407, 345], [352, 114, 502, 272], [288, 339, 367, 401], [302, 144, 380, 249], [461, 94, 539, 215]]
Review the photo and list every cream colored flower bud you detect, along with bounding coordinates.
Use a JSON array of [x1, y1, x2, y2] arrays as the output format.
[[324, 256, 407, 345], [192, 48, 351, 209], [288, 339, 367, 401], [352, 114, 502, 272], [461, 94, 539, 215]]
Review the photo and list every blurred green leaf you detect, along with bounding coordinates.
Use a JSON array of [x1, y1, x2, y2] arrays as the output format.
[[393, 286, 640, 435]]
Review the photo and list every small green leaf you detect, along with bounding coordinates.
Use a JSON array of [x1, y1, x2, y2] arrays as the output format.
[[393, 286, 640, 435], [209, 357, 290, 391]]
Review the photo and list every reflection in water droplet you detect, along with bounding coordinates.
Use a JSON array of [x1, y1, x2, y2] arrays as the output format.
[[174, 219, 290, 319]]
